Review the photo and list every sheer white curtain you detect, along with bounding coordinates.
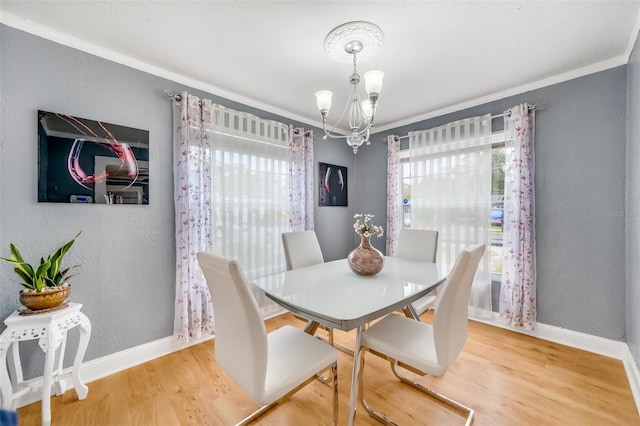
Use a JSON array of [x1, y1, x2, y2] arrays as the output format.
[[386, 135, 401, 255], [500, 104, 536, 330], [208, 104, 291, 319], [173, 93, 300, 339], [408, 115, 493, 318]]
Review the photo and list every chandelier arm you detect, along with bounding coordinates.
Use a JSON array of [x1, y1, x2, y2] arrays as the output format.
[[367, 107, 377, 127], [354, 127, 372, 138], [323, 84, 355, 138], [321, 129, 351, 140], [321, 100, 374, 141]]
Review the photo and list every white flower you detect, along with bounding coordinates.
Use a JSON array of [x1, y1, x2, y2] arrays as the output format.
[[353, 213, 384, 238]]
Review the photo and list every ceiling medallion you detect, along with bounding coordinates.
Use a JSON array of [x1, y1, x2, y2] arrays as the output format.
[[323, 21, 385, 64]]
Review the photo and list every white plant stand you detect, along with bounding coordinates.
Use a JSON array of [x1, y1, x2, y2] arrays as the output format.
[[0, 302, 91, 426]]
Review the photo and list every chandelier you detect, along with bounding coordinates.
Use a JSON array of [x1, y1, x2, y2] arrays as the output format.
[[315, 21, 385, 154]]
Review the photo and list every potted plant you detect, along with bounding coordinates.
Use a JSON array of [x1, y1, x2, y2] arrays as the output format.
[[1, 231, 81, 311]]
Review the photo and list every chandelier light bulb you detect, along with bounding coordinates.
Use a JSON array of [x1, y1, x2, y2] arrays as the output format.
[[364, 70, 384, 95], [315, 90, 333, 112]]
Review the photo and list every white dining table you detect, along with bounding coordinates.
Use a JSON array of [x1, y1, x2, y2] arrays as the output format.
[[253, 256, 445, 425]]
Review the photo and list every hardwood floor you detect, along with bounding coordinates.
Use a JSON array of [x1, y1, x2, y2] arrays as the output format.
[[17, 312, 640, 425]]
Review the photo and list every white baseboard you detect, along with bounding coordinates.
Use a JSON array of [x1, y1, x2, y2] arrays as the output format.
[[623, 348, 640, 416], [472, 311, 640, 416], [12, 314, 640, 417]]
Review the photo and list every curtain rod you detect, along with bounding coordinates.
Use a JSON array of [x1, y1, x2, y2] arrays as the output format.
[[165, 88, 544, 142], [163, 89, 182, 101], [396, 103, 545, 140], [163, 89, 293, 148], [492, 103, 545, 119]]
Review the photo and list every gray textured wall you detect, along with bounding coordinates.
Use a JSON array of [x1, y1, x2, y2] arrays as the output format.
[[313, 143, 359, 261], [0, 25, 353, 378], [0, 26, 176, 377], [351, 139, 389, 254], [363, 67, 627, 341], [0, 22, 632, 381], [627, 34, 640, 364]]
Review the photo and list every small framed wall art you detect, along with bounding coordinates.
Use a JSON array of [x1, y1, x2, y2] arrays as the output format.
[[319, 162, 347, 207]]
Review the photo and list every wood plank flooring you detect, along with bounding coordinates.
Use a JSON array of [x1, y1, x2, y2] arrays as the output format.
[[17, 312, 640, 425]]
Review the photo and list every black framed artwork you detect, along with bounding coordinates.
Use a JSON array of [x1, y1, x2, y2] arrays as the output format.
[[319, 162, 347, 207], [38, 110, 149, 204]]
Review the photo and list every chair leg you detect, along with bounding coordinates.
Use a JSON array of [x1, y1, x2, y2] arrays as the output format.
[[358, 352, 398, 426], [236, 402, 278, 426], [315, 371, 333, 385], [360, 351, 474, 426], [235, 361, 339, 426], [391, 361, 475, 426], [315, 329, 349, 385], [331, 360, 339, 426]]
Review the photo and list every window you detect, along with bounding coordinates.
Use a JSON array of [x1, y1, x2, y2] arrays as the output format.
[[173, 94, 302, 338], [209, 145, 289, 279], [400, 130, 507, 279], [490, 145, 505, 280], [192, 127, 291, 284], [401, 161, 413, 227]]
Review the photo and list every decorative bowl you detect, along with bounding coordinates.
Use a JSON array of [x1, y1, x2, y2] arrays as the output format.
[[20, 285, 71, 311]]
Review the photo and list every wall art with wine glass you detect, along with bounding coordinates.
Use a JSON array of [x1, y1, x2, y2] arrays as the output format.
[[38, 110, 149, 204], [319, 162, 347, 207]]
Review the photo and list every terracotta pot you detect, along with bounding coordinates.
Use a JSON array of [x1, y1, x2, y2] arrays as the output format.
[[20, 286, 71, 311], [347, 235, 384, 276]]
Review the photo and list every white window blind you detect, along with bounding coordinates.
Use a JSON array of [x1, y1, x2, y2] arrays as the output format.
[[207, 105, 290, 317], [408, 115, 493, 318]]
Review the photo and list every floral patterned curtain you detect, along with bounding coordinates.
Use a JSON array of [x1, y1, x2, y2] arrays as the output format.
[[172, 92, 215, 343], [386, 135, 401, 255], [500, 104, 537, 330], [289, 128, 314, 231]]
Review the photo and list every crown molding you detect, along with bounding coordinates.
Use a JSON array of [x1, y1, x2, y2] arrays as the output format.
[[372, 56, 628, 135], [0, 12, 319, 130]]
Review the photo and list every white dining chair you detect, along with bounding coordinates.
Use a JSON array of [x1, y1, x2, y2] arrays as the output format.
[[281, 230, 344, 353], [395, 228, 439, 318], [196, 251, 338, 425], [356, 244, 485, 426], [281, 230, 325, 270]]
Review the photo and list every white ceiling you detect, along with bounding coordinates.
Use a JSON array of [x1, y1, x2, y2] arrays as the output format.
[[1, 1, 639, 133]]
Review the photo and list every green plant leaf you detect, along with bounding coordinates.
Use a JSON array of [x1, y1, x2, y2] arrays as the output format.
[[3, 259, 37, 289], [48, 232, 81, 279], [35, 259, 51, 280], [34, 275, 44, 292], [13, 265, 36, 290], [9, 244, 26, 263], [1, 231, 82, 292]]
